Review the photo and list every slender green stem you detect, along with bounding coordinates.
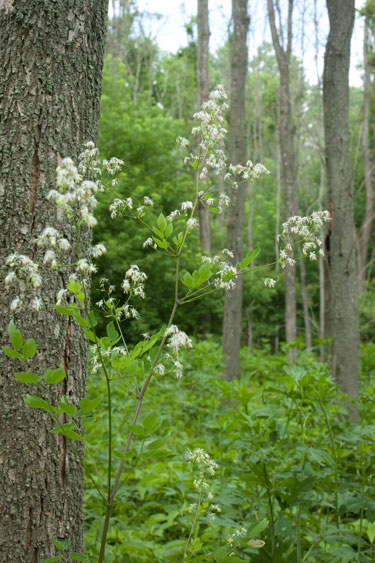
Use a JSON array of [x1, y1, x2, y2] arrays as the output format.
[[97, 283, 179, 563], [319, 400, 339, 528], [296, 455, 306, 563], [183, 490, 202, 563], [263, 462, 275, 559]]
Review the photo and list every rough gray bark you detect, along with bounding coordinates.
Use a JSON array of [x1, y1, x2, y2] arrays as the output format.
[[0, 1, 108, 561], [358, 16, 375, 292], [197, 0, 211, 255], [323, 0, 359, 409], [222, 0, 249, 380], [267, 0, 297, 354]]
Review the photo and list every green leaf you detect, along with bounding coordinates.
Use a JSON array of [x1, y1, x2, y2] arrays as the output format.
[[23, 394, 55, 414], [182, 272, 193, 288], [153, 237, 169, 249], [69, 553, 89, 562], [67, 279, 81, 294], [239, 247, 260, 269], [57, 399, 77, 417], [247, 518, 269, 538], [52, 538, 71, 551], [22, 338, 37, 359], [79, 395, 101, 413], [15, 372, 41, 383], [129, 424, 146, 437], [192, 269, 200, 287], [50, 422, 75, 434], [2, 347, 23, 360], [9, 319, 23, 349], [44, 367, 66, 384], [87, 311, 97, 328], [55, 304, 73, 316], [64, 430, 83, 440], [152, 227, 165, 238], [83, 329, 98, 343], [41, 556, 63, 563], [106, 321, 119, 342], [143, 411, 163, 434], [157, 213, 167, 232], [198, 262, 212, 284], [165, 222, 173, 238], [73, 310, 88, 328]]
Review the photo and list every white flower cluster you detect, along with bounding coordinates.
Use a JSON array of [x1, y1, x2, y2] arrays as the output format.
[[201, 251, 237, 291], [279, 211, 330, 269], [186, 448, 220, 518], [110, 195, 154, 219], [264, 277, 276, 289], [227, 526, 247, 546], [226, 161, 270, 188], [78, 141, 124, 181], [36, 227, 72, 269], [48, 157, 98, 227], [5, 253, 42, 312], [49, 143, 123, 227], [180, 84, 228, 176], [165, 325, 192, 353], [122, 265, 147, 299]]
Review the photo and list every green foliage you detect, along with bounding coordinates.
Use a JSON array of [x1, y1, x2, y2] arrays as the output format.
[[82, 341, 375, 562]]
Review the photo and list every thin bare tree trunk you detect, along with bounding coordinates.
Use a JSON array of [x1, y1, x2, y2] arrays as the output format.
[[197, 0, 211, 255], [323, 0, 359, 414], [358, 17, 375, 292], [223, 0, 250, 380], [268, 0, 297, 357]]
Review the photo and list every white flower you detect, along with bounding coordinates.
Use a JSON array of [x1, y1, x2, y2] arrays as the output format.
[[31, 297, 42, 311], [264, 277, 277, 288], [142, 237, 155, 249], [58, 238, 71, 251], [187, 218, 198, 231], [11, 297, 22, 311], [154, 363, 165, 375], [143, 196, 154, 206], [91, 243, 106, 258], [181, 201, 193, 212], [121, 279, 131, 293]]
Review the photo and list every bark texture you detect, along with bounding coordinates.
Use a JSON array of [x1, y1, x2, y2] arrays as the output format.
[[358, 16, 375, 292], [222, 0, 249, 379], [197, 0, 211, 255], [323, 0, 359, 407], [0, 1, 108, 561], [267, 0, 297, 353]]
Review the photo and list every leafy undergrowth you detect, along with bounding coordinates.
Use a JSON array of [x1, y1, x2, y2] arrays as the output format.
[[83, 340, 375, 562]]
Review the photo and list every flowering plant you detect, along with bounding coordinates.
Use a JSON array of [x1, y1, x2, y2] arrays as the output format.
[[2, 84, 327, 561]]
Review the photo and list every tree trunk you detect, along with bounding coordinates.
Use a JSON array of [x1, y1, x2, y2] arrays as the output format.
[[0, 2, 108, 560], [267, 0, 297, 356], [222, 0, 249, 380], [197, 0, 211, 255], [323, 0, 359, 412], [358, 16, 375, 292]]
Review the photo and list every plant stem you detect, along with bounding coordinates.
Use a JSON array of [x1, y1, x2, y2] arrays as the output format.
[[97, 285, 179, 562], [263, 462, 276, 559], [319, 400, 340, 528], [183, 490, 202, 563]]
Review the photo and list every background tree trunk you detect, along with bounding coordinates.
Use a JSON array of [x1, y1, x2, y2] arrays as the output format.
[[323, 0, 359, 412], [0, 1, 108, 560], [358, 15, 375, 292], [197, 0, 211, 255], [267, 0, 297, 356], [222, 0, 249, 380]]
